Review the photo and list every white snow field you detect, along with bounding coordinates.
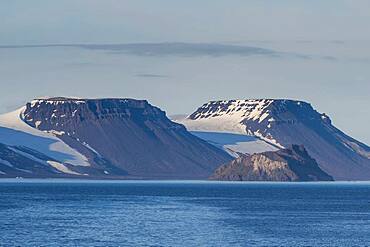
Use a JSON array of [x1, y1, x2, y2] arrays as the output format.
[[175, 100, 279, 156], [0, 107, 90, 168], [189, 131, 277, 157]]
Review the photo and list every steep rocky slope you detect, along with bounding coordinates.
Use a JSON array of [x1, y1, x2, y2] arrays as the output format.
[[211, 145, 333, 181]]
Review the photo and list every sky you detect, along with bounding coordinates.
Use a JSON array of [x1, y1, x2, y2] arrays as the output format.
[[0, 0, 369, 144]]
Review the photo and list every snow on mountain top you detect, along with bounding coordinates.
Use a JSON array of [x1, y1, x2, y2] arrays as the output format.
[[178, 99, 320, 149], [29, 97, 91, 108], [29, 97, 154, 110], [188, 99, 309, 121], [31, 97, 149, 102], [184, 99, 299, 132]]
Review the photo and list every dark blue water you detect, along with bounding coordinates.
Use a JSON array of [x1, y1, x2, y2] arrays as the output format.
[[1, 180, 370, 246]]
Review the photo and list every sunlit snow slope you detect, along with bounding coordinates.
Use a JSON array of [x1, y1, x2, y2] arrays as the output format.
[[0, 107, 90, 176], [176, 99, 280, 156]]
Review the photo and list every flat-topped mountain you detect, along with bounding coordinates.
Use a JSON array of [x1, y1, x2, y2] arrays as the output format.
[[179, 99, 370, 180], [2, 97, 370, 181], [211, 145, 334, 181], [0, 97, 232, 179]]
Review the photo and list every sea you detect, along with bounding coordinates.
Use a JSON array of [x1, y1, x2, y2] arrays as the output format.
[[0, 180, 370, 247]]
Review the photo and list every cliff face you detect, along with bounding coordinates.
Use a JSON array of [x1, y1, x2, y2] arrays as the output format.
[[181, 99, 370, 180], [211, 145, 334, 181], [17, 97, 231, 179]]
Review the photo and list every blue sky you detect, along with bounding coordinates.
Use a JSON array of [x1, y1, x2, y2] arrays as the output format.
[[2, 0, 370, 44], [0, 0, 369, 144]]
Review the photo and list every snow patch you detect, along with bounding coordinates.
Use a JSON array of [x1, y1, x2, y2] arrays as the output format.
[[0, 158, 14, 167], [35, 120, 42, 128], [46, 130, 66, 136], [46, 161, 82, 175], [190, 131, 277, 157], [81, 142, 101, 156]]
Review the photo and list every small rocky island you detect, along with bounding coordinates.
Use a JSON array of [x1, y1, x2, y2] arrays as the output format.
[[210, 145, 334, 181]]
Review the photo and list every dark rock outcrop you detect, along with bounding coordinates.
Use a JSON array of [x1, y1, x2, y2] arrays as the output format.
[[211, 145, 334, 181]]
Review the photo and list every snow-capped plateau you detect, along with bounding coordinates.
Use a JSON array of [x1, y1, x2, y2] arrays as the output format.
[[2, 97, 370, 181], [178, 99, 370, 180]]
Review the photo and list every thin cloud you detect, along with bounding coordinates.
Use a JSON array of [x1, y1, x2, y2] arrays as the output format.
[[0, 43, 279, 57], [136, 73, 170, 78]]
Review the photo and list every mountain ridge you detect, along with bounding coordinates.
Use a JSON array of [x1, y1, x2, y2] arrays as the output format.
[[1, 97, 370, 180]]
